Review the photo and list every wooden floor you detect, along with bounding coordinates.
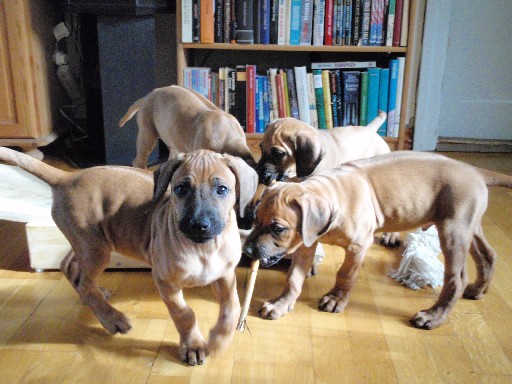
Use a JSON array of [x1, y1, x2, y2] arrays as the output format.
[[1, 152, 512, 383]]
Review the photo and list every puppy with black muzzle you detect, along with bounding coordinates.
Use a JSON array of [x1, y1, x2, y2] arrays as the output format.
[[0, 147, 258, 366], [243, 151, 512, 330]]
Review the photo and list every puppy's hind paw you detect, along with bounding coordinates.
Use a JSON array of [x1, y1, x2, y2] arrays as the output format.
[[318, 293, 348, 313], [101, 310, 132, 334], [409, 308, 447, 330], [380, 232, 401, 247], [258, 300, 293, 320], [179, 341, 208, 366]]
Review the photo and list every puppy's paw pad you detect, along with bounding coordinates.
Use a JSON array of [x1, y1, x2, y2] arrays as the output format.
[[318, 295, 347, 313], [410, 310, 445, 330]]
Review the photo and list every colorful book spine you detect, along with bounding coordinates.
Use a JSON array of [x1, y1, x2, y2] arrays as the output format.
[[275, 73, 286, 118], [312, 0, 326, 46], [324, 0, 334, 45], [182, 0, 193, 43], [321, 69, 333, 128], [366, 67, 380, 123], [269, 68, 279, 120], [218, 67, 226, 111], [257, 76, 266, 132], [307, 72, 318, 128], [369, 0, 384, 46], [246, 64, 257, 133], [262, 75, 271, 130], [254, 0, 263, 44], [359, 71, 369, 125], [334, 0, 343, 45], [352, 0, 362, 45], [392, 57, 406, 137], [235, 65, 247, 130], [192, 0, 200, 42], [343, 0, 353, 46], [329, 70, 339, 127], [342, 71, 360, 126], [200, 0, 215, 43], [300, 0, 314, 45], [226, 67, 237, 116], [261, 0, 271, 44], [313, 69, 327, 129], [311, 61, 376, 70], [294, 66, 310, 124], [270, 0, 279, 44], [386, 58, 399, 136], [289, 0, 302, 45], [392, 0, 403, 47], [377, 68, 390, 136], [214, 0, 224, 42], [277, 0, 287, 44], [236, 0, 255, 43], [223, 0, 232, 42], [286, 68, 299, 119], [361, 0, 371, 45], [385, 0, 396, 47]]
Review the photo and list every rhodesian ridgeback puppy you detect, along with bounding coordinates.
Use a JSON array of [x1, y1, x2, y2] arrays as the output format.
[[0, 147, 258, 365], [243, 151, 512, 329], [256, 111, 398, 246], [119, 85, 256, 169]]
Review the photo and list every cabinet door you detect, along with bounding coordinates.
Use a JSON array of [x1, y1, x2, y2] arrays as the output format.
[[0, 0, 50, 139]]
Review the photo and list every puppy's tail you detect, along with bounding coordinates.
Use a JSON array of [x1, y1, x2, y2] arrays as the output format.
[[0, 147, 68, 187], [118, 98, 143, 127], [366, 111, 387, 132], [479, 168, 512, 188]]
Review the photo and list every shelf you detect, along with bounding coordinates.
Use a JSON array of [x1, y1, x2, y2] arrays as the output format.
[[180, 43, 407, 53]]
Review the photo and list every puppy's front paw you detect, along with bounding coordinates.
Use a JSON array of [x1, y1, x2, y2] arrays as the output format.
[[101, 309, 132, 334], [259, 298, 294, 320], [380, 232, 401, 247], [318, 293, 349, 313], [409, 308, 448, 330], [180, 339, 208, 366]]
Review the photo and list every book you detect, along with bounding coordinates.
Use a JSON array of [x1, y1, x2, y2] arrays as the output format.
[[300, 0, 314, 45], [294, 66, 310, 124], [235, 65, 247, 130], [369, 0, 384, 46], [286, 68, 299, 119], [184, 67, 211, 100], [215, 0, 224, 42], [226, 67, 237, 116], [192, 0, 200, 42], [246, 64, 257, 133], [391, 57, 405, 137], [324, 0, 334, 45], [361, 0, 371, 45], [312, 0, 325, 46], [385, 0, 396, 47], [200, 0, 215, 43], [334, 0, 343, 45], [261, 0, 271, 44], [285, 0, 292, 44], [270, 0, 279, 44], [281, 69, 291, 116], [275, 72, 286, 118], [359, 71, 369, 125], [377, 68, 390, 136], [224, 0, 233, 42], [386, 58, 399, 136], [182, 0, 193, 43], [210, 71, 219, 106], [236, 0, 255, 43], [183, 67, 193, 89], [268, 68, 279, 120], [313, 69, 327, 128], [277, 0, 287, 44], [366, 67, 380, 124], [400, 0, 410, 46], [256, 76, 267, 132], [230, 0, 237, 42], [254, 0, 263, 44], [218, 67, 226, 111], [289, 0, 302, 45], [392, 0, 403, 47], [306, 72, 318, 128], [342, 71, 360, 126], [343, 0, 353, 46], [329, 70, 340, 126], [352, 0, 362, 45], [321, 69, 333, 128], [262, 75, 271, 130], [311, 61, 376, 70]]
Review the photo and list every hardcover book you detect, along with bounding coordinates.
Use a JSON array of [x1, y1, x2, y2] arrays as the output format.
[[385, 0, 396, 46], [324, 0, 334, 45], [235, 65, 247, 130], [391, 57, 406, 137], [192, 0, 200, 42], [342, 71, 360, 126], [366, 67, 381, 124], [246, 64, 257, 133], [321, 69, 333, 128], [307, 72, 319, 128], [286, 68, 300, 119], [329, 70, 339, 127], [300, 0, 314, 45], [361, 0, 371, 45], [377, 67, 390, 136], [386, 59, 399, 136], [200, 0, 215, 43], [359, 71, 369, 125], [311, 61, 376, 70], [289, 0, 302, 45], [294, 66, 311, 124], [392, 0, 403, 47], [312, 0, 325, 46], [313, 69, 327, 129], [182, 0, 193, 43], [236, 0, 255, 43]]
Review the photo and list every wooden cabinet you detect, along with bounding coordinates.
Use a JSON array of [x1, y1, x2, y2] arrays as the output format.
[[175, 0, 426, 152], [0, 0, 63, 156]]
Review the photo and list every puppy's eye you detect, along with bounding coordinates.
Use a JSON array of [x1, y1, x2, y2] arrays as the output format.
[[270, 148, 286, 160], [217, 185, 229, 195], [271, 223, 286, 235], [174, 184, 189, 197]]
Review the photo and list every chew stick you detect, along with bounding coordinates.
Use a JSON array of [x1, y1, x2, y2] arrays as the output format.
[[236, 259, 260, 331]]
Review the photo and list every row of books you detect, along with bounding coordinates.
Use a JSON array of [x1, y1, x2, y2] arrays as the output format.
[[183, 58, 406, 137], [182, 0, 410, 47]]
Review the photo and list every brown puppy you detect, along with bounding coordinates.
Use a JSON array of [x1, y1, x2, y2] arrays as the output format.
[[243, 151, 512, 329], [0, 147, 258, 365], [119, 85, 256, 169]]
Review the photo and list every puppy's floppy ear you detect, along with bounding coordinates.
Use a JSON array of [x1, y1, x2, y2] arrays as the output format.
[[292, 130, 324, 178], [294, 194, 335, 247], [223, 154, 259, 218], [152, 154, 185, 204]]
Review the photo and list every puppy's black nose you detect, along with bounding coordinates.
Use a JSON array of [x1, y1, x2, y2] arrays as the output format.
[[190, 218, 210, 233]]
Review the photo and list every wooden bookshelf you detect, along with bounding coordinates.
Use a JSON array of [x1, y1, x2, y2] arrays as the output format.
[[176, 0, 426, 151]]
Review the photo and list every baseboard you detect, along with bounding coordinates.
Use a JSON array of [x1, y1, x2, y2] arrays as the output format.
[[436, 137, 512, 153]]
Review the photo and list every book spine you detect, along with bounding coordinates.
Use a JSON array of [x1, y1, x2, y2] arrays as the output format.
[[256, 76, 266, 132], [329, 70, 339, 127], [366, 67, 380, 123], [289, 0, 302, 45], [183, 67, 193, 89], [400, 0, 410, 46], [230, 0, 237, 42], [286, 68, 300, 119], [200, 0, 215, 43], [334, 69, 342, 125], [294, 66, 311, 124], [334, 0, 343, 45], [269, 68, 279, 120], [246, 64, 257, 133], [307, 72, 319, 128], [324, 0, 334, 45], [236, 0, 255, 43], [262, 75, 271, 130], [321, 69, 333, 128], [182, 0, 193, 43], [270, 0, 279, 44], [300, 0, 314, 45], [344, 0, 352, 46], [313, 69, 327, 129], [235, 65, 247, 131], [200, 68, 212, 100], [227, 67, 237, 116], [311, 60, 376, 70], [312, 0, 325, 46], [215, 0, 224, 42], [361, 0, 371, 45], [277, 0, 287, 44], [192, 0, 201, 42], [392, 0, 403, 47], [343, 71, 360, 126], [224, 0, 232, 42], [385, 0, 396, 46], [377, 67, 390, 135], [275, 73, 286, 118], [392, 57, 405, 137], [218, 67, 226, 111], [359, 71, 368, 125], [261, 0, 271, 44], [386, 59, 398, 136], [352, 0, 362, 46], [254, 0, 262, 44]]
